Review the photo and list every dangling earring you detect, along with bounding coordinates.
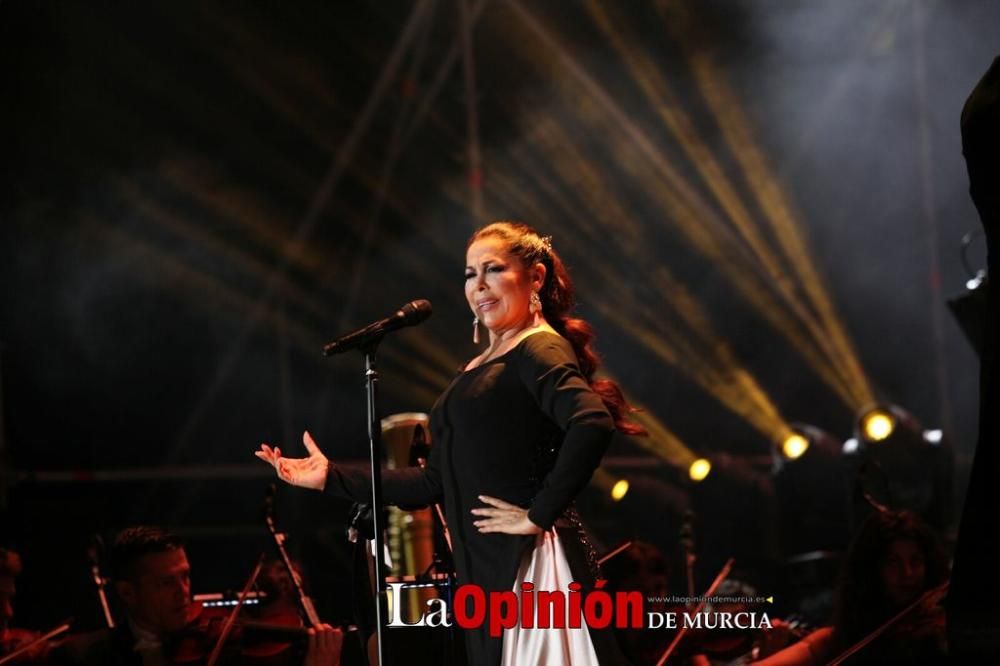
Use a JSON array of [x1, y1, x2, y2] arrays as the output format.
[[472, 316, 480, 344], [529, 290, 542, 315]]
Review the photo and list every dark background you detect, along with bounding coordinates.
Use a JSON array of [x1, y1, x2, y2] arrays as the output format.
[[1, 0, 996, 632]]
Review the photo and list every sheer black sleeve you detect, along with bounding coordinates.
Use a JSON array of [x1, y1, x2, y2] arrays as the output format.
[[323, 439, 444, 507], [515, 332, 615, 530]]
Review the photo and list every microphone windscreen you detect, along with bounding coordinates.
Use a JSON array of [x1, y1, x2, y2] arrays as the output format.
[[400, 299, 433, 325]]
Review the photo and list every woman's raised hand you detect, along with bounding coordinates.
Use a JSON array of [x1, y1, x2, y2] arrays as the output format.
[[255, 431, 330, 491]]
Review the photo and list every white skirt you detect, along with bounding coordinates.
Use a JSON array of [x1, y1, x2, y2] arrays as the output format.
[[501, 530, 601, 665]]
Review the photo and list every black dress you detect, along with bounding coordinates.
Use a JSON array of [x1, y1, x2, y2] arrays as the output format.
[[325, 331, 620, 665]]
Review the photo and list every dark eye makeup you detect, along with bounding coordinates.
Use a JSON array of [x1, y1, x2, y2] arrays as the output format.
[[465, 263, 505, 279]]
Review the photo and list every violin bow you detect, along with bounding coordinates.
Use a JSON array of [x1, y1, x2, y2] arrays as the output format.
[[205, 553, 266, 666], [88, 534, 115, 629], [656, 557, 735, 666], [265, 484, 322, 627], [827, 580, 949, 666], [0, 621, 72, 666]]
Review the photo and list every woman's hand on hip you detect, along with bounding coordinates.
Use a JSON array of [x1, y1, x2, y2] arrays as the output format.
[[255, 431, 330, 491], [472, 495, 543, 535]]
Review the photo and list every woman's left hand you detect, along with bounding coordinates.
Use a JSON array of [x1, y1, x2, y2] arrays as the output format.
[[472, 495, 543, 535]]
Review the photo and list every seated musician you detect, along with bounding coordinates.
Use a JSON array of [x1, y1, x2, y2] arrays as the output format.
[[50, 526, 342, 666], [753, 509, 948, 665], [1, 547, 24, 654]]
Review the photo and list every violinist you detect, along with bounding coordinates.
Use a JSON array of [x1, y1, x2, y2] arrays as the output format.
[[0, 546, 43, 660], [0, 548, 21, 651], [753, 510, 949, 665], [49, 526, 342, 666]]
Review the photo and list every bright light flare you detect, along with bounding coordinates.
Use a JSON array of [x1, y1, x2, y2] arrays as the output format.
[[689, 458, 711, 482], [781, 434, 810, 460], [860, 408, 895, 442], [611, 479, 630, 501]]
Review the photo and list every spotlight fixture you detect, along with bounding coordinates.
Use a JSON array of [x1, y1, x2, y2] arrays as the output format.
[[688, 458, 711, 482], [775, 424, 841, 467], [858, 407, 896, 443], [923, 429, 943, 445], [781, 433, 810, 460], [611, 479, 630, 501], [848, 403, 953, 529]]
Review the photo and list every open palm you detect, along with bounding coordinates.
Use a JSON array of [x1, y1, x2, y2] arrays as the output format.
[[255, 431, 330, 491]]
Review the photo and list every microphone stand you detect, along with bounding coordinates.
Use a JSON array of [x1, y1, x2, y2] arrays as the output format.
[[361, 340, 389, 666]]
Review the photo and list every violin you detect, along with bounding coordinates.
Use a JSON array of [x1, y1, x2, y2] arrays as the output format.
[[828, 581, 949, 666], [166, 600, 311, 665], [165, 493, 349, 666], [0, 623, 71, 665]]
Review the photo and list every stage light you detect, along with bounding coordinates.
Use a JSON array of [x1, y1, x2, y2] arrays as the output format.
[[859, 407, 895, 442], [923, 429, 943, 445], [776, 424, 841, 466], [849, 403, 953, 529], [781, 433, 810, 460], [842, 437, 859, 455], [611, 479, 630, 501], [689, 458, 711, 482]]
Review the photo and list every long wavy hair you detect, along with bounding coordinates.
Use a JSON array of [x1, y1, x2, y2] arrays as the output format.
[[469, 221, 646, 435], [831, 509, 948, 649]]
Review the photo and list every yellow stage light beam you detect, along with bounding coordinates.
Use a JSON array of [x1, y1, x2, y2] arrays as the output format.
[[114, 179, 332, 322], [615, 265, 793, 442], [585, 0, 791, 281], [503, 113, 860, 412], [513, 114, 653, 256], [585, 0, 867, 410], [686, 52, 874, 409], [114, 178, 459, 437], [652, 0, 875, 410], [627, 404, 698, 467], [390, 327, 466, 390], [157, 164, 339, 276], [89, 219, 327, 356], [448, 138, 795, 445], [500, 4, 862, 410]]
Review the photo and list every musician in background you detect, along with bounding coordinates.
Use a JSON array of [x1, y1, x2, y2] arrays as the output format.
[[50, 526, 342, 666], [0, 547, 24, 654], [754, 510, 948, 665]]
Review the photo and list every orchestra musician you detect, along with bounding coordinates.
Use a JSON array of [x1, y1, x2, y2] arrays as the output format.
[[48, 526, 342, 666], [753, 510, 948, 665], [0, 547, 44, 661], [0, 548, 21, 651]]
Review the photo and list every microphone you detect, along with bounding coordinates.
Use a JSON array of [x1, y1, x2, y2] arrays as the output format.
[[323, 299, 432, 355]]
